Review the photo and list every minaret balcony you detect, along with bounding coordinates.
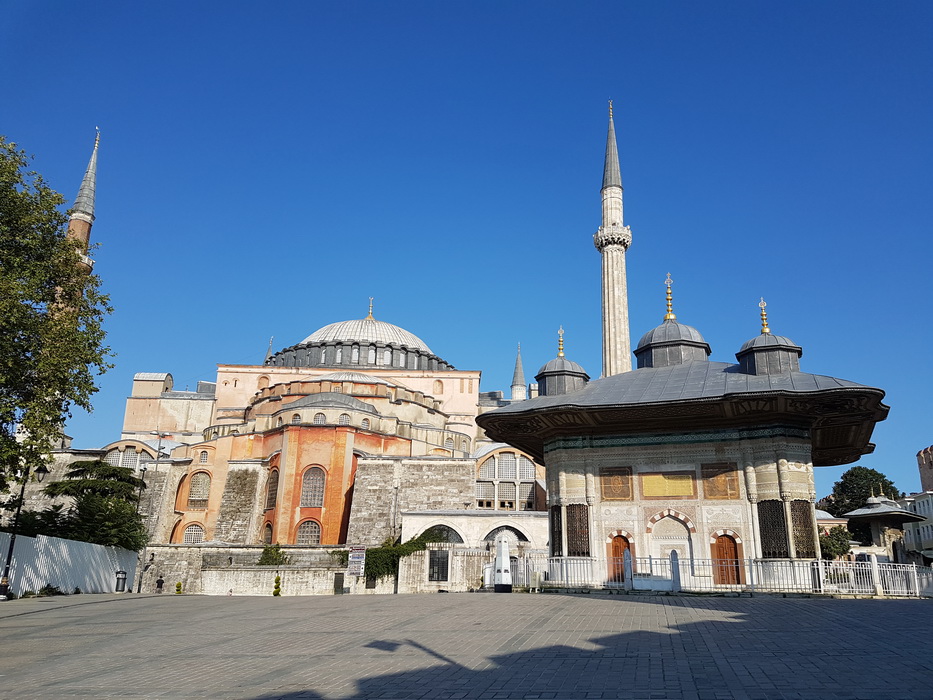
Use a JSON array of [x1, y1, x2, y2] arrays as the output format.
[[594, 225, 632, 251]]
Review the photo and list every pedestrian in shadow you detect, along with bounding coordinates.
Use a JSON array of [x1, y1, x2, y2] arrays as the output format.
[[155, 576, 164, 594]]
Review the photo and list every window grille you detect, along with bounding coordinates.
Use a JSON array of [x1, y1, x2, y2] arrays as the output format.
[[421, 525, 463, 543], [187, 472, 211, 509], [484, 526, 528, 543], [791, 500, 817, 558], [758, 499, 789, 558], [338, 413, 350, 426], [498, 452, 517, 479], [183, 524, 204, 544], [351, 346, 360, 363], [550, 505, 563, 556], [476, 481, 494, 498], [265, 470, 279, 510], [498, 481, 516, 510], [199, 451, 208, 464], [300, 467, 325, 507], [566, 504, 590, 557], [479, 457, 495, 479], [262, 524, 273, 544], [361, 418, 370, 430], [383, 349, 391, 365], [368, 347, 376, 364], [519, 482, 534, 510], [120, 450, 138, 469], [461, 439, 469, 451], [428, 550, 449, 581], [104, 450, 121, 466], [313, 413, 326, 425], [444, 437, 454, 450], [296, 520, 321, 545], [291, 414, 301, 425], [518, 456, 535, 480]]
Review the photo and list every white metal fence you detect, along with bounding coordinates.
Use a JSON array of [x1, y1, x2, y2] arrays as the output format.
[[510, 551, 933, 598], [0, 532, 137, 597]]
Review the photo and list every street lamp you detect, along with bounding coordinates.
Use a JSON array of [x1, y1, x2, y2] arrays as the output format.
[[135, 465, 148, 514], [0, 463, 50, 600]]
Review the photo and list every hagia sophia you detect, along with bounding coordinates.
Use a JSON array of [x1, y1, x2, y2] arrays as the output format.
[[34, 105, 890, 594]]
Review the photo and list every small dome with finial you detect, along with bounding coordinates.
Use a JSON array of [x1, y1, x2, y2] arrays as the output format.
[[633, 274, 711, 369], [536, 327, 589, 396], [736, 298, 802, 375]]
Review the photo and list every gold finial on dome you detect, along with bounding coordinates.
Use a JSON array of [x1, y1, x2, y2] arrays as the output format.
[[557, 326, 565, 357], [759, 298, 770, 335], [664, 273, 676, 321], [366, 297, 374, 320]]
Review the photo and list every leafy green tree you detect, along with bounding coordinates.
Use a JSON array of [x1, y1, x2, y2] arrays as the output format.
[[819, 526, 852, 560], [826, 466, 902, 517], [62, 494, 147, 551], [0, 136, 112, 492], [44, 460, 145, 502], [257, 544, 290, 565]]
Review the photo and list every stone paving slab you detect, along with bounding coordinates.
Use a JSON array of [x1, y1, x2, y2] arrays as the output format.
[[0, 592, 930, 699]]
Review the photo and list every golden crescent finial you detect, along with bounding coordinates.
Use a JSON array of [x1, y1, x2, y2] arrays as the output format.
[[366, 297, 374, 320], [759, 297, 770, 334], [663, 273, 676, 321], [557, 326, 565, 358]]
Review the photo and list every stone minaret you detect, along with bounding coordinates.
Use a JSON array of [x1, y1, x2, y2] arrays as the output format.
[[593, 102, 632, 376], [66, 129, 99, 273], [510, 343, 526, 401]]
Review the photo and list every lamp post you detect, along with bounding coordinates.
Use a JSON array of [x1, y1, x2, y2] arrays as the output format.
[[135, 465, 147, 514], [0, 463, 50, 600]]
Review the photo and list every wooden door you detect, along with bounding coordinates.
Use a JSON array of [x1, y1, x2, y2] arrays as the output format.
[[610, 536, 629, 582], [712, 535, 740, 585]]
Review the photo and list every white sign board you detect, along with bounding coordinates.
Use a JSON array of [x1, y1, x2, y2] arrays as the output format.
[[347, 546, 366, 577]]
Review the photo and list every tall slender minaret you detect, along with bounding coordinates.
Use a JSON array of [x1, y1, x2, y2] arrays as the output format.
[[67, 129, 100, 273], [510, 343, 526, 401], [593, 102, 632, 376]]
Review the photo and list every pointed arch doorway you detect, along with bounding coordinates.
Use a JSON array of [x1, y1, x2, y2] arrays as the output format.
[[610, 535, 630, 582], [712, 534, 740, 585]]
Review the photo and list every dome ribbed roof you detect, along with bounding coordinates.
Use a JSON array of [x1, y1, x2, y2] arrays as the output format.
[[302, 318, 432, 353], [537, 357, 587, 375], [738, 333, 799, 353], [636, 320, 708, 350]]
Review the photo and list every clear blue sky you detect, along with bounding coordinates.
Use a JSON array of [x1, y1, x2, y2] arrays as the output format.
[[4, 2, 932, 497]]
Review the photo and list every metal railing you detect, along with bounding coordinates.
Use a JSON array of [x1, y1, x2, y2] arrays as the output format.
[[509, 552, 932, 598]]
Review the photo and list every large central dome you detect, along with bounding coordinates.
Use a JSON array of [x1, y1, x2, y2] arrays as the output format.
[[302, 318, 432, 354]]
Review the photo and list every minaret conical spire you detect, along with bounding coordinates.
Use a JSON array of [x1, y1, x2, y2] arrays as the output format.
[[264, 336, 275, 363], [66, 129, 100, 272], [510, 343, 526, 401], [593, 102, 633, 376], [602, 101, 622, 190]]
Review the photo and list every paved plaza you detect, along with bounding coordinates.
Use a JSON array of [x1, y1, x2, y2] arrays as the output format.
[[0, 591, 931, 700]]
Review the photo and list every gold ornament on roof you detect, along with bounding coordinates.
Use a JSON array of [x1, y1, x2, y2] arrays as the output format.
[[664, 273, 676, 321], [608, 100, 613, 119], [366, 297, 374, 320], [558, 326, 565, 357], [94, 126, 100, 147], [759, 298, 770, 335]]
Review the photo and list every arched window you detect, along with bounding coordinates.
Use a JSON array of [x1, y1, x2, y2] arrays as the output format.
[[433, 380, 444, 395], [397, 351, 405, 367], [518, 455, 535, 480], [361, 418, 370, 430], [262, 524, 273, 545], [476, 451, 538, 511], [183, 524, 204, 544], [300, 467, 325, 507], [291, 413, 301, 424], [498, 453, 517, 479], [419, 525, 464, 543], [383, 349, 391, 365], [313, 413, 326, 425], [104, 450, 121, 466], [120, 449, 139, 469], [444, 437, 454, 450], [265, 470, 279, 510], [351, 346, 360, 363], [367, 346, 376, 364], [199, 451, 208, 464], [258, 375, 270, 390], [461, 439, 469, 451], [338, 413, 350, 426], [276, 417, 283, 427], [188, 472, 211, 509], [296, 520, 321, 545], [320, 347, 326, 363], [483, 526, 529, 544], [335, 347, 343, 364]]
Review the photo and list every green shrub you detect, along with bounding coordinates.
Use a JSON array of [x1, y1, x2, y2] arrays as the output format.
[[175, 582, 182, 594], [257, 544, 290, 565], [272, 575, 282, 596], [38, 583, 64, 596], [362, 527, 448, 582]]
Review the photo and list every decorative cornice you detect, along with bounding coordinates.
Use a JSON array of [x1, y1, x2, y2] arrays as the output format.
[[594, 224, 632, 251]]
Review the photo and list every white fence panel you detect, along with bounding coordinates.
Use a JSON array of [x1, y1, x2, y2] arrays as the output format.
[[0, 532, 136, 596]]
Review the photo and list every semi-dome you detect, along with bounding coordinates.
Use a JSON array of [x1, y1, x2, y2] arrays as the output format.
[[634, 319, 711, 369], [303, 318, 432, 354]]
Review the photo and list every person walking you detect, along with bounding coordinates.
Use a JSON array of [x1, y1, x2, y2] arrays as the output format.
[[155, 576, 164, 594]]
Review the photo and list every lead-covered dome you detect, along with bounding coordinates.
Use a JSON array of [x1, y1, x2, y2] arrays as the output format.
[[266, 315, 454, 371], [736, 332, 802, 375], [634, 319, 711, 369], [303, 318, 432, 354]]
